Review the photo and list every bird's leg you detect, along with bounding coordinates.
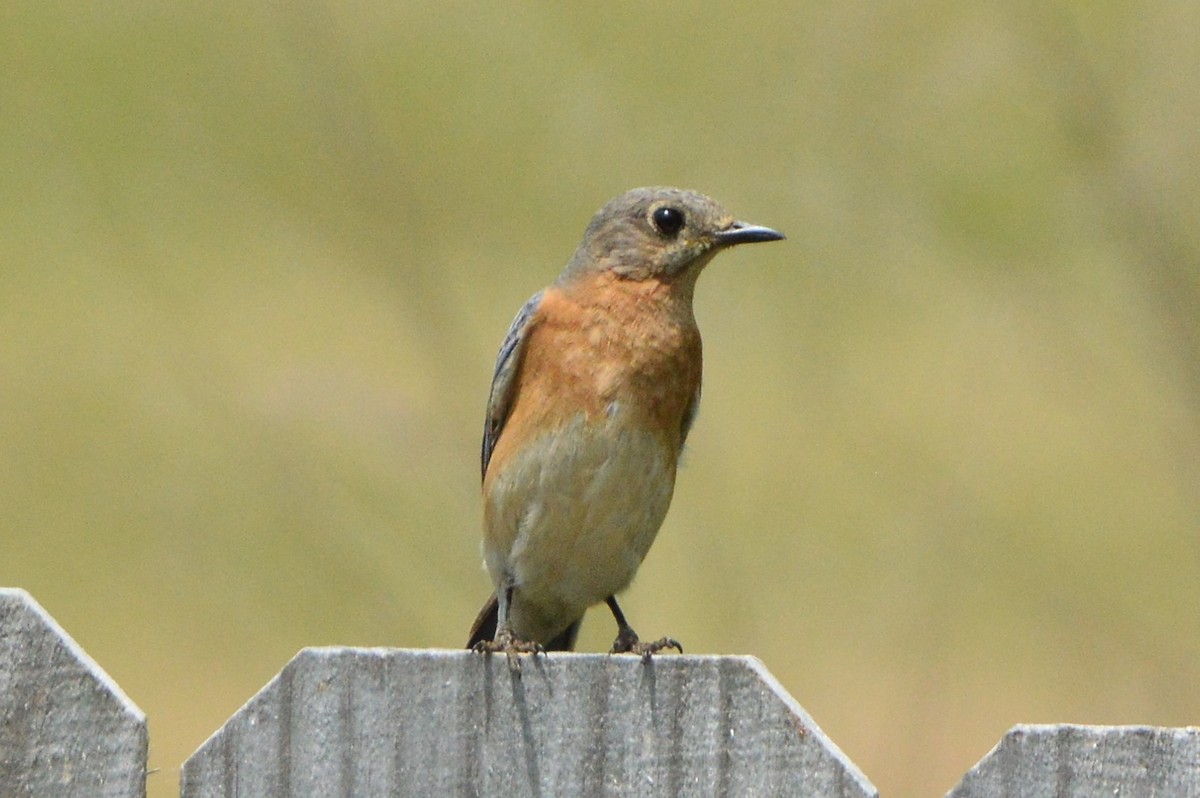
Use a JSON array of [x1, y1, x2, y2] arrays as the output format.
[[605, 595, 682, 662], [471, 584, 544, 668]]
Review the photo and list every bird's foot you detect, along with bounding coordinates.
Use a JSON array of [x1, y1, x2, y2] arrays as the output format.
[[609, 628, 683, 662], [471, 627, 544, 670]]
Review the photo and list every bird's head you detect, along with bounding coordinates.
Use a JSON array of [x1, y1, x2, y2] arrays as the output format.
[[560, 187, 784, 286]]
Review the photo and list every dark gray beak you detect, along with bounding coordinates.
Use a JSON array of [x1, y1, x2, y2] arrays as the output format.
[[714, 221, 786, 246]]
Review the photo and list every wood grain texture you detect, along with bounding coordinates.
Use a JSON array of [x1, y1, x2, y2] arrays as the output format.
[[181, 649, 877, 798], [948, 724, 1200, 797], [0, 589, 147, 798]]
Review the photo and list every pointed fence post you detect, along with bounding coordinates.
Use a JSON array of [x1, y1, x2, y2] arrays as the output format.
[[0, 588, 147, 798], [182, 648, 876, 797], [947, 724, 1200, 797]]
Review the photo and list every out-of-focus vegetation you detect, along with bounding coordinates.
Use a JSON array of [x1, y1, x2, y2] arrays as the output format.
[[3, 2, 1198, 795]]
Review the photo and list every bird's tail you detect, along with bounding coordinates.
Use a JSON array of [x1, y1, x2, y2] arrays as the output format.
[[466, 595, 582, 652], [466, 596, 499, 648]]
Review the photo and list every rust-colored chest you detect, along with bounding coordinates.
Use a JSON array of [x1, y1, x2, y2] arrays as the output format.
[[500, 273, 703, 459]]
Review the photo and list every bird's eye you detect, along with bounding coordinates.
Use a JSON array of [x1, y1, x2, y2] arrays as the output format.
[[651, 206, 685, 236]]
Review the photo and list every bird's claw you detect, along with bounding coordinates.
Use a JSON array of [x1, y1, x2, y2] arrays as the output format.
[[609, 629, 683, 662], [471, 628, 545, 670]]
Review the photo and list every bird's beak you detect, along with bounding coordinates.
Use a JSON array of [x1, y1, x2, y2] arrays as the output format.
[[713, 221, 786, 246]]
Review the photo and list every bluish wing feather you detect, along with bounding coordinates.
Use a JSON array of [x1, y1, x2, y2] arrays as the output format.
[[680, 383, 702, 450], [481, 291, 543, 481]]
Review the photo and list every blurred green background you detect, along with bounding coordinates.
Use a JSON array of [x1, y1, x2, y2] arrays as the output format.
[[3, 2, 1198, 795]]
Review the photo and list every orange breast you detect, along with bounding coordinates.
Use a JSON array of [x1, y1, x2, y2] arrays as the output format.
[[486, 272, 703, 485]]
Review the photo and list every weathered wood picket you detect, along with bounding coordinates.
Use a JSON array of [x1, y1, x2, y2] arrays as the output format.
[[4, 588, 1199, 796]]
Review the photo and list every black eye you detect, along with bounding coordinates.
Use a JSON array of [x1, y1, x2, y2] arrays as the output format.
[[651, 206, 685, 236]]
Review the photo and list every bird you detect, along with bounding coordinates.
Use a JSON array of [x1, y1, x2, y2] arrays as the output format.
[[466, 187, 783, 659]]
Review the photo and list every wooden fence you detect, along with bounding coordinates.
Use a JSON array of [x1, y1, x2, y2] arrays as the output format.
[[4, 587, 1199, 797]]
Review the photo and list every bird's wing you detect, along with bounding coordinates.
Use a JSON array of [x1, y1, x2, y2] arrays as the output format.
[[679, 382, 702, 450], [481, 290, 544, 481]]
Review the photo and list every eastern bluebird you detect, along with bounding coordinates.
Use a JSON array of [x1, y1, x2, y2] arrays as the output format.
[[467, 187, 783, 658]]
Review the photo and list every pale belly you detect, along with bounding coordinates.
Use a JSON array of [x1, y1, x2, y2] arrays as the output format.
[[482, 407, 677, 642]]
